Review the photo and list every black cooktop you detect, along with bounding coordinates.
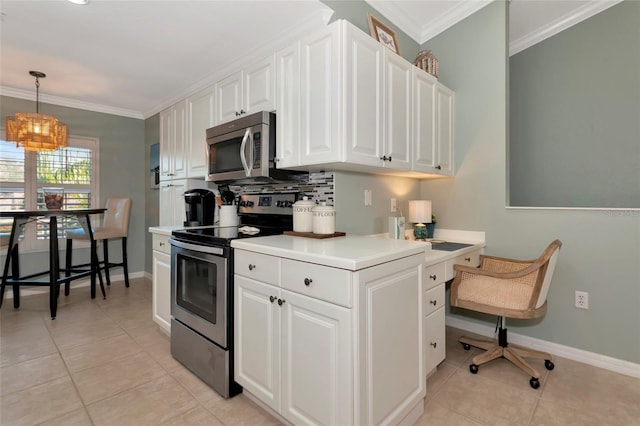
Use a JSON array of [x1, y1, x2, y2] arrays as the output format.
[[171, 225, 285, 247]]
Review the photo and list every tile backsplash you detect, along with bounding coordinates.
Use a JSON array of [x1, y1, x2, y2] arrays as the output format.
[[230, 171, 334, 206]]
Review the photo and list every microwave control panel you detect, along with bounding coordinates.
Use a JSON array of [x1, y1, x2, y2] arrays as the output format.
[[253, 132, 261, 168]]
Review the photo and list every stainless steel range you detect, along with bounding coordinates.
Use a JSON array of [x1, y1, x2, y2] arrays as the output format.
[[168, 192, 296, 398]]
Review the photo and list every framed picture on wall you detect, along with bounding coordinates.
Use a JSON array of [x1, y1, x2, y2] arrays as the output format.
[[367, 13, 400, 55]]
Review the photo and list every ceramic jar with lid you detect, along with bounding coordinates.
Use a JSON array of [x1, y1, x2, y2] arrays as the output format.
[[292, 196, 315, 232], [312, 202, 336, 235]]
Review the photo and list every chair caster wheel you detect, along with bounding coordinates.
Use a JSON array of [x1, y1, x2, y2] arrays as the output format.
[[469, 364, 479, 374], [462, 343, 471, 351], [530, 377, 540, 389], [545, 360, 555, 370]]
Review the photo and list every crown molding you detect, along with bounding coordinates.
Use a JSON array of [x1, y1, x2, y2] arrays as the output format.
[[366, 0, 492, 45], [509, 0, 623, 56], [0, 86, 144, 119]]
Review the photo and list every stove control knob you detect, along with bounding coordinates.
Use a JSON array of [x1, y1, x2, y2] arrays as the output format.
[[245, 201, 254, 207], [285, 201, 294, 208], [276, 200, 284, 207]]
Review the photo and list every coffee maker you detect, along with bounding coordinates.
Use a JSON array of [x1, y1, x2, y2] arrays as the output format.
[[183, 189, 215, 227]]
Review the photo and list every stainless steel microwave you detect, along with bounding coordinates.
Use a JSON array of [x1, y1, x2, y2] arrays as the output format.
[[206, 111, 298, 183]]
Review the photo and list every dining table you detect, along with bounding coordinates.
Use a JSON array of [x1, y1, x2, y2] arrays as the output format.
[[0, 208, 106, 319]]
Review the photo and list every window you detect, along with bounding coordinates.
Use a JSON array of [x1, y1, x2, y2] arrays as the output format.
[[0, 135, 100, 252]]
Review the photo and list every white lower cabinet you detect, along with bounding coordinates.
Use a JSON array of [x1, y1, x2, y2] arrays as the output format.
[[234, 249, 425, 426], [151, 233, 171, 335]]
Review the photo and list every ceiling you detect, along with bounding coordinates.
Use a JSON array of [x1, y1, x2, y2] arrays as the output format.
[[0, 0, 621, 120]]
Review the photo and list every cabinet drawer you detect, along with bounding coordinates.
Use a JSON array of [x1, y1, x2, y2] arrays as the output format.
[[423, 284, 445, 317], [445, 249, 482, 281], [235, 250, 280, 286], [152, 234, 171, 255], [281, 259, 352, 308], [424, 308, 446, 376], [423, 262, 446, 290]]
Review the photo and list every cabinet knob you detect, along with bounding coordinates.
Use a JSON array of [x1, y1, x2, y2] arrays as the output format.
[[304, 278, 313, 286], [248, 264, 255, 271], [430, 342, 437, 348], [435, 165, 442, 170], [430, 300, 437, 306], [464, 257, 471, 262], [269, 296, 276, 303], [235, 111, 240, 117], [429, 274, 437, 280], [277, 298, 285, 306], [274, 157, 279, 162], [388, 156, 392, 162], [380, 155, 387, 161], [159, 242, 165, 246]]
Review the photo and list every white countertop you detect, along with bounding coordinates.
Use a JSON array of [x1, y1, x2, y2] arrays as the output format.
[[148, 226, 181, 236], [232, 234, 428, 270]]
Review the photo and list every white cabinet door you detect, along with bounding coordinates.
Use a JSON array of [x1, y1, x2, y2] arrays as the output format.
[[152, 250, 171, 335], [299, 23, 342, 166], [281, 289, 352, 426], [384, 51, 412, 170], [244, 54, 275, 114], [424, 307, 446, 376], [158, 180, 186, 226], [235, 276, 281, 411], [216, 72, 243, 124], [413, 69, 438, 173], [436, 84, 455, 176], [172, 100, 188, 179], [187, 87, 215, 178], [159, 108, 172, 181], [275, 42, 300, 168], [343, 24, 384, 167]]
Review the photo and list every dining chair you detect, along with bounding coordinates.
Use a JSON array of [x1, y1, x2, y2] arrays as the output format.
[[65, 198, 132, 295]]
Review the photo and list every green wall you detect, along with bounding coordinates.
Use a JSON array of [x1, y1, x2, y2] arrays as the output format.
[[510, 1, 640, 208], [321, 0, 419, 63], [417, 1, 640, 364], [1, 96, 146, 279]]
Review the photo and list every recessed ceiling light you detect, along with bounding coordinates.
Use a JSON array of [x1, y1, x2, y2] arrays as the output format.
[[67, 0, 89, 5]]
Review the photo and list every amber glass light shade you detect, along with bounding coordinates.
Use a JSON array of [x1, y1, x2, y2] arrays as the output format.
[[5, 112, 67, 151]]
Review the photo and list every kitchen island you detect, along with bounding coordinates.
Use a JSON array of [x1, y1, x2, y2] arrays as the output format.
[[231, 234, 427, 426]]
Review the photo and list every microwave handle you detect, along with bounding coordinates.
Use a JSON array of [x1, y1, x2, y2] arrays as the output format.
[[240, 128, 252, 177]]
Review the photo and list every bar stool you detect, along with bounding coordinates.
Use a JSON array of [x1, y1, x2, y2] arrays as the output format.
[[65, 198, 132, 294]]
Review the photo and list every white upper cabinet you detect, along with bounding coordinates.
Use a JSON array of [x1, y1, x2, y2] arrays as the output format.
[[298, 23, 342, 166], [275, 42, 301, 169], [436, 84, 455, 175], [276, 19, 454, 177], [187, 86, 215, 178], [159, 100, 187, 181], [216, 54, 276, 125]]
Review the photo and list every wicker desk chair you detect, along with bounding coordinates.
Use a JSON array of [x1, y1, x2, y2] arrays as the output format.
[[450, 240, 562, 389], [65, 198, 132, 294]]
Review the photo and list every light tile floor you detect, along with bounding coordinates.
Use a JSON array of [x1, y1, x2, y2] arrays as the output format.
[[2, 278, 639, 425]]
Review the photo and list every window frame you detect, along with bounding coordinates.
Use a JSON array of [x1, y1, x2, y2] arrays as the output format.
[[0, 132, 100, 253]]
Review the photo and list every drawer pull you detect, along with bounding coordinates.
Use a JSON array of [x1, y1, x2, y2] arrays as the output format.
[[430, 300, 437, 306], [277, 298, 286, 306], [159, 242, 165, 246], [430, 342, 437, 348], [429, 274, 437, 280], [464, 257, 471, 262], [304, 278, 313, 286], [248, 264, 256, 271]]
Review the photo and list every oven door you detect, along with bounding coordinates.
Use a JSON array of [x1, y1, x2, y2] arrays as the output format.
[[169, 238, 229, 349]]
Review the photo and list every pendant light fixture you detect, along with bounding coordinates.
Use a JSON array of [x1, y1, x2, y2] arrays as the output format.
[[5, 71, 68, 152]]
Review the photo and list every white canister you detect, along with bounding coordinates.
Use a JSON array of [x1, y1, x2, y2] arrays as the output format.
[[292, 196, 315, 232], [219, 205, 238, 227], [312, 202, 336, 235]]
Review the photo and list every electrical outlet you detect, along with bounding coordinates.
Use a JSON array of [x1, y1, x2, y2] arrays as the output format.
[[390, 198, 397, 212], [575, 291, 589, 309]]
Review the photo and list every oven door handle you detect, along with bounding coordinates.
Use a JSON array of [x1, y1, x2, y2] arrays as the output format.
[[168, 238, 225, 256]]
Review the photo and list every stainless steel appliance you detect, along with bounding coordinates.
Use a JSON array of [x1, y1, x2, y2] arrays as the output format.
[[205, 111, 301, 183], [183, 188, 215, 227], [168, 192, 297, 398]]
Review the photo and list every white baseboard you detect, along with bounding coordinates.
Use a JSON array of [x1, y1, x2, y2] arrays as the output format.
[[3, 271, 147, 299], [446, 316, 640, 379]]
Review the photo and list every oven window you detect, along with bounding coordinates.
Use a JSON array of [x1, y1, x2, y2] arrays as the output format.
[[209, 137, 244, 174], [176, 254, 218, 323]]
